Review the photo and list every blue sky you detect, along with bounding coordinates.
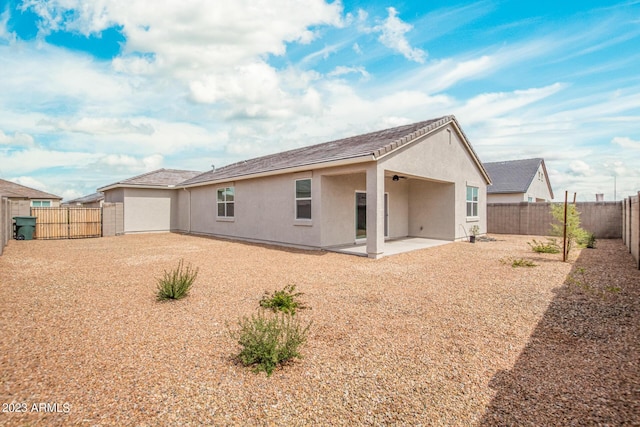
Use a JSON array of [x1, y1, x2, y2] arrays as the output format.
[[0, 0, 639, 201]]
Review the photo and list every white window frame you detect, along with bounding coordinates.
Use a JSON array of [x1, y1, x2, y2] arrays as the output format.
[[295, 178, 312, 221], [31, 200, 51, 207], [216, 187, 235, 219], [466, 186, 479, 218]]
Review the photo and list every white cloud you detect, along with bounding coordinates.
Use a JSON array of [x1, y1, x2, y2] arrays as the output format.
[[0, 7, 16, 42], [95, 153, 163, 171], [0, 148, 102, 175], [327, 66, 370, 79], [371, 7, 426, 63], [568, 160, 593, 176], [10, 176, 48, 191], [612, 136, 640, 149], [457, 83, 566, 125], [0, 130, 35, 147], [37, 117, 154, 135]]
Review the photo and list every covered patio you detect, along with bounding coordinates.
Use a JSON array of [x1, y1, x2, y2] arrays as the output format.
[[326, 236, 453, 257]]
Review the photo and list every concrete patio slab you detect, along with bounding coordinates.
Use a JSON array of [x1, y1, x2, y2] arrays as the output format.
[[326, 237, 452, 257]]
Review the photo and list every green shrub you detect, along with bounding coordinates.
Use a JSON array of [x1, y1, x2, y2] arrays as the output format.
[[156, 259, 198, 301], [259, 284, 308, 315], [550, 203, 588, 256], [528, 238, 561, 254], [231, 311, 311, 376], [585, 232, 596, 249], [511, 258, 537, 268]]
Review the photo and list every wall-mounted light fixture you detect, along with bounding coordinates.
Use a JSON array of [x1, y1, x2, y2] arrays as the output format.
[[392, 175, 400, 181]]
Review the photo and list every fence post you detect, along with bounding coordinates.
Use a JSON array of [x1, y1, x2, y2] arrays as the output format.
[[637, 192, 640, 270], [562, 191, 568, 262], [625, 198, 628, 250]]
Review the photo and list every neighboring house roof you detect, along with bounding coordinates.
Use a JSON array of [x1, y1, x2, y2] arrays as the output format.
[[0, 179, 62, 200], [98, 169, 202, 191], [64, 192, 104, 205], [182, 115, 490, 186], [484, 158, 554, 198]]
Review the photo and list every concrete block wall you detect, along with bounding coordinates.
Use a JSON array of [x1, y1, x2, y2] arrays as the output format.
[[0, 198, 7, 255], [578, 202, 623, 238], [102, 202, 124, 237], [488, 201, 622, 238], [623, 194, 639, 269]]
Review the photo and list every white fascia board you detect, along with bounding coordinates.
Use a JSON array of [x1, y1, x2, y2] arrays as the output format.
[[97, 183, 178, 192], [181, 154, 375, 189]]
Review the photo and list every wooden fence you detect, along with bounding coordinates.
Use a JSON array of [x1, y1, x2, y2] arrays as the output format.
[[31, 207, 102, 239], [622, 193, 640, 269]]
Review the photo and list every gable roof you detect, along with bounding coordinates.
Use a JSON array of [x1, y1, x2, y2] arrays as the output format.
[[98, 168, 202, 191], [0, 179, 62, 200], [182, 115, 490, 186], [484, 158, 553, 198], [64, 192, 104, 205]]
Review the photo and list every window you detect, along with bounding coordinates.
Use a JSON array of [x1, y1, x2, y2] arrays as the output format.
[[466, 186, 478, 217], [216, 187, 234, 218], [31, 200, 51, 207], [295, 179, 312, 220]]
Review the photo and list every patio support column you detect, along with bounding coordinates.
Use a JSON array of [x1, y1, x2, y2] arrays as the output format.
[[366, 163, 385, 259]]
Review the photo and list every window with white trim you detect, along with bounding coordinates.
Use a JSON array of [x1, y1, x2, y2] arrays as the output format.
[[466, 186, 478, 217], [31, 200, 51, 207], [216, 187, 234, 218], [295, 179, 312, 220]]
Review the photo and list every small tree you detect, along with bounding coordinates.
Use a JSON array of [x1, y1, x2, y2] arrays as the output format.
[[550, 203, 587, 259]]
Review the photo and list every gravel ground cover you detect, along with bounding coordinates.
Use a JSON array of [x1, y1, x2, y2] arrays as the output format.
[[0, 233, 638, 426]]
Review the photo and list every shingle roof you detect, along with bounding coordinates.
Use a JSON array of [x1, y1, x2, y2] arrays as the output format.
[[0, 179, 62, 200], [64, 192, 104, 204], [182, 115, 488, 186], [99, 169, 202, 190], [484, 158, 545, 194]]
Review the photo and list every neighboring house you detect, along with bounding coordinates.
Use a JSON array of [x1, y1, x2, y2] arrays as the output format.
[[63, 192, 105, 208], [484, 158, 553, 203], [0, 178, 63, 210], [99, 115, 491, 258], [99, 169, 202, 233]]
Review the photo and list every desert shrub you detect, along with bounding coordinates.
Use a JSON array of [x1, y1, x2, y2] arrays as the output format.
[[231, 311, 311, 376], [584, 232, 596, 249], [156, 259, 198, 301], [259, 284, 308, 315], [528, 238, 561, 254], [511, 258, 537, 268], [550, 203, 588, 255]]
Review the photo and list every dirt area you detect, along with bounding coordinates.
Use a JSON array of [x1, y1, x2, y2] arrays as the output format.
[[0, 234, 638, 426]]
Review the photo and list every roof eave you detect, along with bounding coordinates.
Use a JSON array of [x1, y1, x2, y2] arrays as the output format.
[[182, 154, 376, 188], [373, 115, 492, 185], [97, 183, 179, 192]]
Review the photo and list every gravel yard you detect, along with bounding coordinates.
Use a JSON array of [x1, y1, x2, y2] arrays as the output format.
[[0, 233, 638, 426]]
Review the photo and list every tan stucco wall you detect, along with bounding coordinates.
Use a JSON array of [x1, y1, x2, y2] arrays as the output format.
[[487, 193, 526, 204], [319, 170, 410, 247], [122, 188, 177, 233], [379, 124, 488, 239], [408, 180, 455, 240], [173, 189, 191, 232], [525, 164, 553, 201], [187, 172, 322, 247], [185, 124, 487, 247], [104, 188, 125, 203]]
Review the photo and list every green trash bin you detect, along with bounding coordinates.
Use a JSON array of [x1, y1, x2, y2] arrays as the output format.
[[13, 216, 37, 240]]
